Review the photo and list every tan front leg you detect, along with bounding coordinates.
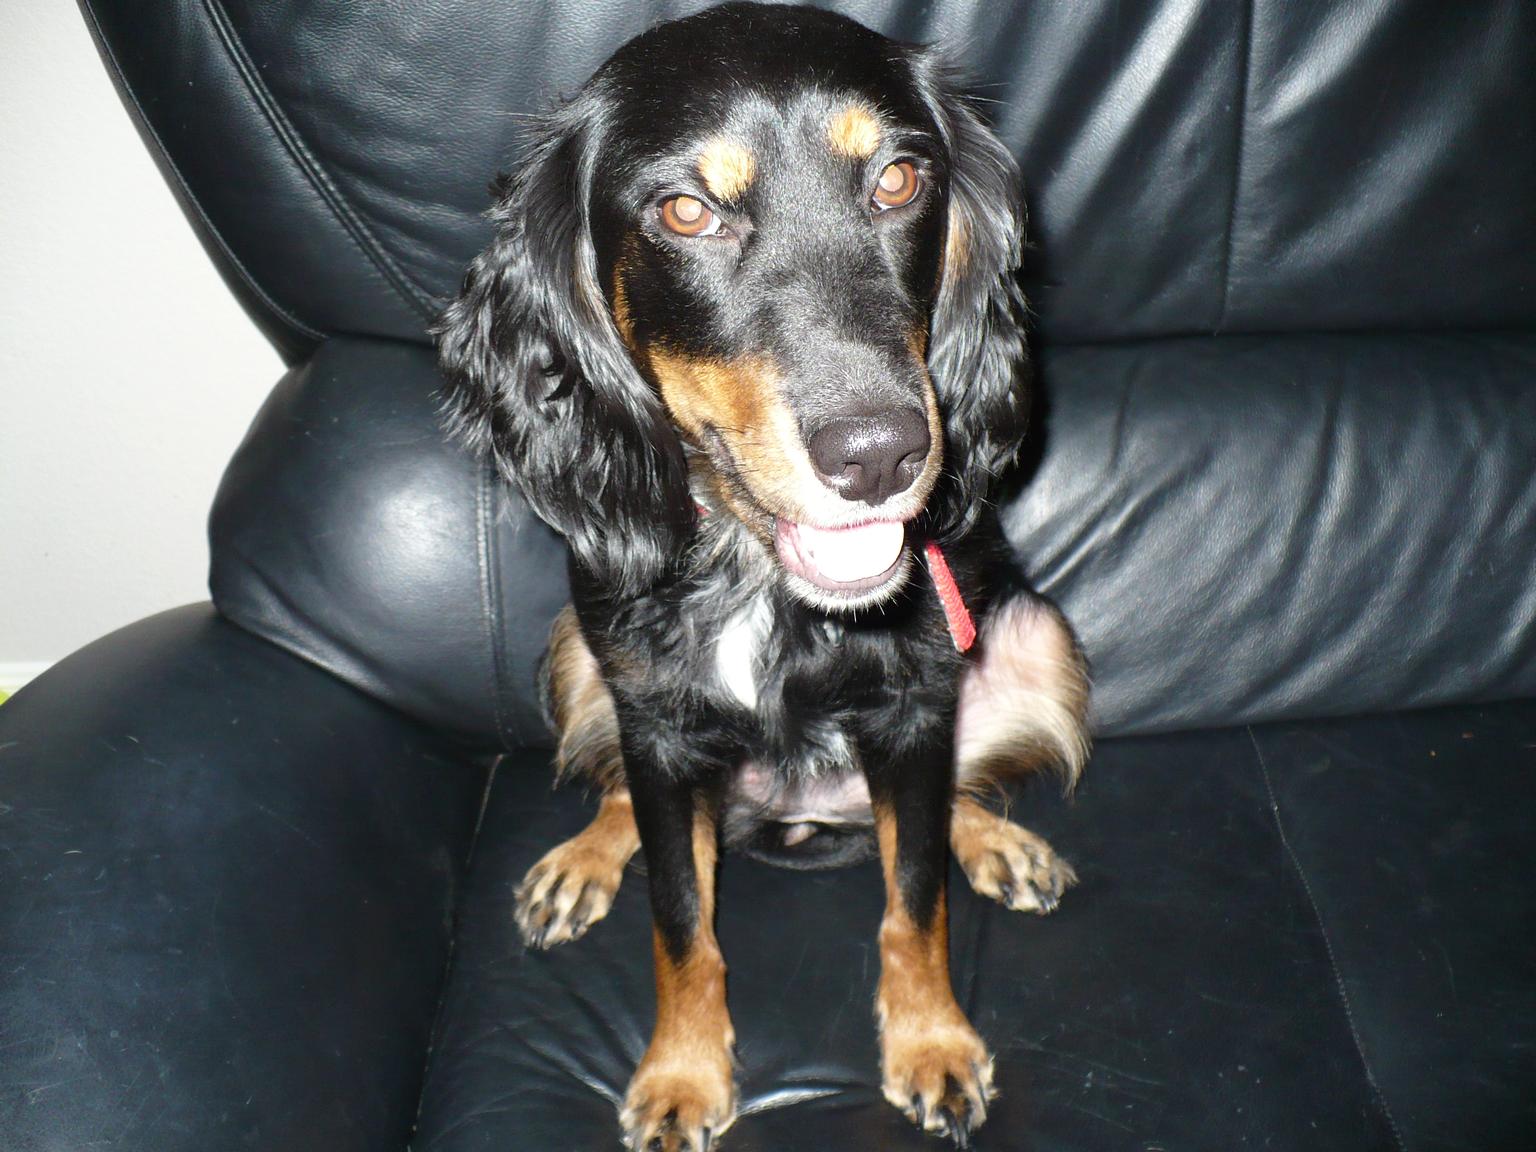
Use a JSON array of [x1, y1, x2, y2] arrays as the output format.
[[874, 807, 995, 1145], [621, 804, 737, 1152]]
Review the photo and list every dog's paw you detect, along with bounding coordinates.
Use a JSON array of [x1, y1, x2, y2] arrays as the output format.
[[955, 814, 1077, 915], [514, 836, 629, 949], [620, 1060, 737, 1152], [881, 1020, 995, 1147]]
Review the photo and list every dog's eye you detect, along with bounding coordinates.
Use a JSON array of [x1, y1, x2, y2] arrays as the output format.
[[660, 195, 724, 237], [872, 161, 920, 210]]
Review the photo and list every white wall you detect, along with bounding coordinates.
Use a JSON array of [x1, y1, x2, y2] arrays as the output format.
[[0, 2, 282, 687]]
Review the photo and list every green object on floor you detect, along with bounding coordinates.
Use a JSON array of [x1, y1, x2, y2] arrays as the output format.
[[0, 690, 10, 706]]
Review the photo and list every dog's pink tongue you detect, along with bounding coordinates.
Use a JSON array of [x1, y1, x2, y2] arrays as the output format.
[[793, 520, 905, 584]]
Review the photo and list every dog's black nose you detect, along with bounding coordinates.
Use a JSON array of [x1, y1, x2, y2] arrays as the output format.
[[809, 409, 930, 504]]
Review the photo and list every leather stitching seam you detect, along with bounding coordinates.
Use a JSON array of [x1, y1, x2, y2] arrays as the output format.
[[475, 460, 515, 751], [409, 756, 501, 1143], [76, 0, 324, 345]]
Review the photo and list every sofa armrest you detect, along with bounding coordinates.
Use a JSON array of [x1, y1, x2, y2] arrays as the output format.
[[0, 605, 489, 1150]]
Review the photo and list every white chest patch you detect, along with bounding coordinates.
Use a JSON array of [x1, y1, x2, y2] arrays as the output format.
[[714, 594, 775, 710]]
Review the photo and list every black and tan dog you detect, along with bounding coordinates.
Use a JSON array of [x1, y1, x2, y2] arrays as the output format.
[[437, 4, 1089, 1147]]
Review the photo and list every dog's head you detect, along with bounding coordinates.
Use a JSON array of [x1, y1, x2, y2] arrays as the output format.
[[438, 2, 1029, 608]]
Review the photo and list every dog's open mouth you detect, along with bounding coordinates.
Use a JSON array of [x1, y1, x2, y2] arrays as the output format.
[[774, 518, 907, 596], [697, 430, 919, 607]]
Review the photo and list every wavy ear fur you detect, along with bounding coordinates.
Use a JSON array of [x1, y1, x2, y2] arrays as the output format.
[[916, 55, 1033, 543], [435, 91, 693, 598]]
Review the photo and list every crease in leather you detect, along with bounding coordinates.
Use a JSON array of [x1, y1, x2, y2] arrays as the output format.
[[1246, 726, 1408, 1151], [1214, 0, 1254, 333], [216, 536, 408, 713], [74, 0, 325, 350], [199, 0, 442, 322], [736, 1083, 847, 1116]]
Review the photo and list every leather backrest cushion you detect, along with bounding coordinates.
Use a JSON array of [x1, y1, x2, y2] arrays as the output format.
[[84, 0, 1536, 352], [209, 335, 1536, 748], [1025, 332, 1536, 734]]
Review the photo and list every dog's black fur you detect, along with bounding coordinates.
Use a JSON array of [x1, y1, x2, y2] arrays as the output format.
[[437, 5, 1086, 1147]]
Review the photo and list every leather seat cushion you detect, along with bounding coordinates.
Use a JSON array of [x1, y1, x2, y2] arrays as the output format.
[[412, 699, 1536, 1149]]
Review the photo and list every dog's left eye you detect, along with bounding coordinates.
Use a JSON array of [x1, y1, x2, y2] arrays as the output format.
[[872, 161, 921, 211], [660, 195, 726, 237]]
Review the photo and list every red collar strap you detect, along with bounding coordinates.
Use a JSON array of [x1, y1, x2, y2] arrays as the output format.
[[923, 540, 977, 653], [692, 505, 976, 654]]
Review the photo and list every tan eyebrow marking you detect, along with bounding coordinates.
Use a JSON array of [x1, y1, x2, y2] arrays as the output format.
[[696, 137, 757, 201], [827, 103, 882, 159]]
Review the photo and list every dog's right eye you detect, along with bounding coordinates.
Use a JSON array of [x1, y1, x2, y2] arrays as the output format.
[[660, 195, 724, 237], [872, 161, 921, 211]]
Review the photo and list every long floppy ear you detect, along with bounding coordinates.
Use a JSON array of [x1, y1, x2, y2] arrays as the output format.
[[435, 94, 693, 598], [915, 56, 1033, 542]]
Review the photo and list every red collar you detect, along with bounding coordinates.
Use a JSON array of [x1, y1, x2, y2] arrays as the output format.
[[694, 505, 976, 653], [923, 540, 977, 653]]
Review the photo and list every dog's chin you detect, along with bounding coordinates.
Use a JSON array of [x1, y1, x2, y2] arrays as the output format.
[[773, 518, 916, 613]]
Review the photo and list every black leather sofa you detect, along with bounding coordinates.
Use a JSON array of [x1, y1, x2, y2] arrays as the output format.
[[4, 2, 1533, 1148]]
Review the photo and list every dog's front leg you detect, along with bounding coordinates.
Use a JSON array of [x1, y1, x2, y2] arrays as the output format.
[[620, 755, 736, 1152], [865, 736, 995, 1147]]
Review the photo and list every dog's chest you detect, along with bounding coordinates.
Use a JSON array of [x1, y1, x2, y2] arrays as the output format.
[[707, 593, 876, 829], [714, 594, 776, 710], [711, 593, 847, 711], [707, 593, 860, 774]]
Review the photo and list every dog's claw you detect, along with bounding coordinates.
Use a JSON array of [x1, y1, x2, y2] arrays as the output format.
[[883, 1022, 994, 1146], [621, 1064, 736, 1152], [952, 1118, 972, 1150], [931, 1070, 986, 1148]]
